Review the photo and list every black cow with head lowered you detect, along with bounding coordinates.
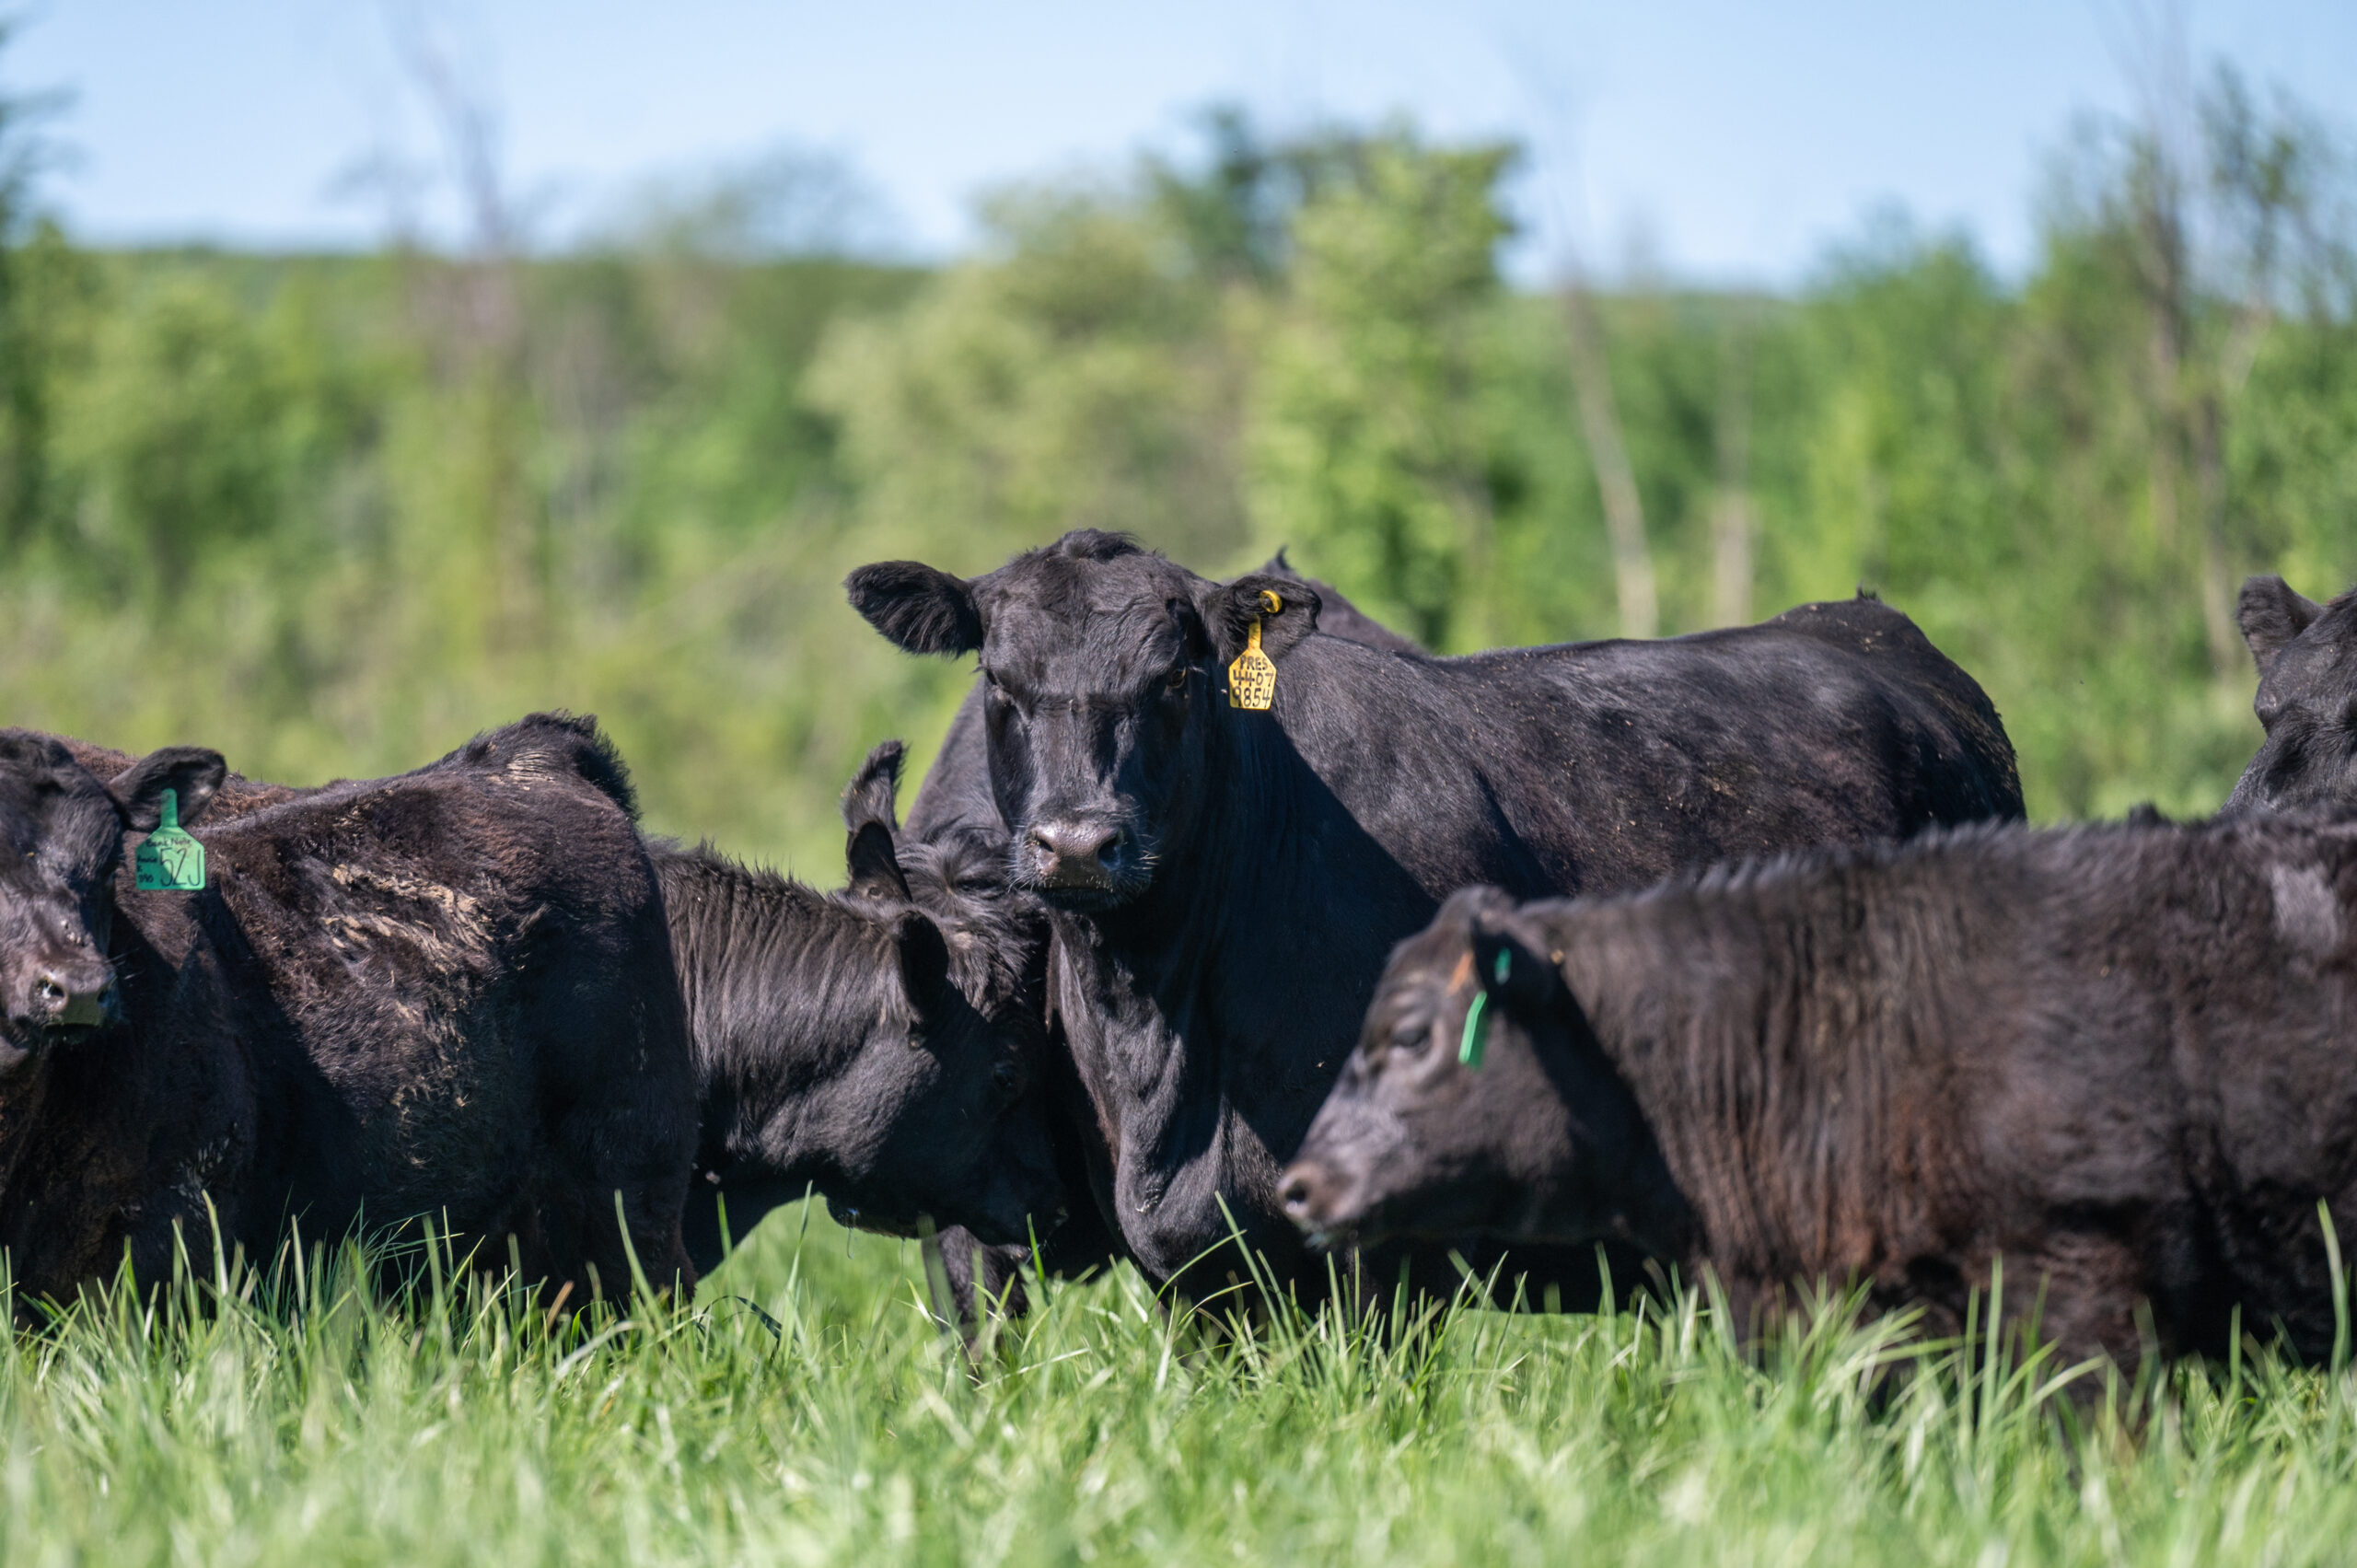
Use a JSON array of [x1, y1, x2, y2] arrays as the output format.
[[0, 716, 697, 1310], [662, 741, 1064, 1275], [847, 528, 2024, 1307], [2226, 575, 2357, 817], [53, 727, 1068, 1287], [1284, 815, 2357, 1370]]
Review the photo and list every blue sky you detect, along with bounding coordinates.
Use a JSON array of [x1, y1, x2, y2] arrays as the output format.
[[10, 1, 2354, 285]]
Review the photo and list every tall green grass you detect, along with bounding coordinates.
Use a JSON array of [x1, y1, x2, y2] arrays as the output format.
[[6, 1211, 2357, 1565]]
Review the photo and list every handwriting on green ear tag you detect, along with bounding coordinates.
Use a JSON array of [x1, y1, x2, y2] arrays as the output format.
[[1226, 589, 1283, 711], [134, 789, 206, 892], [1459, 946, 1512, 1068]]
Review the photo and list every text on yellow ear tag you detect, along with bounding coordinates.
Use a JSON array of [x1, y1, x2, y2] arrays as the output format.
[[1227, 619, 1277, 710]]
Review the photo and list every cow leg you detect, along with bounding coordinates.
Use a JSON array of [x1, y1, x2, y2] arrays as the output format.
[[931, 1227, 1030, 1337], [1995, 1233, 2154, 1374], [528, 997, 699, 1306], [543, 1096, 696, 1304], [934, 1208, 1129, 1337]]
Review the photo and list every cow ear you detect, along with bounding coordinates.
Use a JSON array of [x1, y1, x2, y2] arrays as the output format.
[[2240, 575, 2324, 679], [109, 747, 227, 831], [842, 741, 913, 900], [1200, 572, 1321, 665], [846, 561, 984, 657], [897, 911, 954, 1028], [846, 821, 912, 902], [841, 739, 905, 837], [1470, 922, 1559, 1018]]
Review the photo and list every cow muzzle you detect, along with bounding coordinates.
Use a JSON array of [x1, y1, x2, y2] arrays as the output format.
[[4, 958, 118, 1051], [825, 1196, 921, 1239], [1278, 1156, 1373, 1252], [1017, 817, 1139, 908]]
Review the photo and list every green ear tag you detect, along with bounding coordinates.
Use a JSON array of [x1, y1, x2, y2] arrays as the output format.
[[1458, 991, 1489, 1068], [134, 789, 206, 892], [1458, 947, 1511, 1069]]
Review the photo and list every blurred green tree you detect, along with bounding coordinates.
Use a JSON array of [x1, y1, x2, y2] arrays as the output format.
[[1243, 131, 1520, 651]]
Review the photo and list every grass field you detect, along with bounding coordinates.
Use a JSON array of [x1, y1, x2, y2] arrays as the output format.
[[6, 1208, 2357, 1567]]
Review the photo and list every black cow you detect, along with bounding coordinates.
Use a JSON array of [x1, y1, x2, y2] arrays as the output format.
[[1284, 816, 2357, 1369], [665, 742, 1064, 1274], [57, 729, 1067, 1288], [847, 529, 2024, 1307], [2225, 575, 2357, 816], [912, 552, 1424, 1321], [0, 716, 697, 1310]]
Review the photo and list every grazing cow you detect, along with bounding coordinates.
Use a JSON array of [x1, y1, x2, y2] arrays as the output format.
[[1283, 818, 2357, 1369], [57, 726, 1068, 1284], [912, 552, 1424, 1321], [2225, 575, 2357, 816], [666, 742, 1065, 1276], [0, 716, 697, 1310], [847, 529, 2024, 1307]]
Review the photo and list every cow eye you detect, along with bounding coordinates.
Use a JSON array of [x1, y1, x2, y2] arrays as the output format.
[[991, 1059, 1022, 1099], [1164, 665, 1190, 693]]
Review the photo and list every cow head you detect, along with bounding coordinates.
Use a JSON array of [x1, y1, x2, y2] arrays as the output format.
[[847, 531, 1319, 912], [813, 740, 1063, 1244], [678, 743, 1062, 1250], [0, 733, 225, 1074], [1280, 887, 1642, 1253], [2225, 576, 2357, 816]]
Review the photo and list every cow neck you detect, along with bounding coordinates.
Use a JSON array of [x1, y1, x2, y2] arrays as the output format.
[[657, 851, 900, 1173], [0, 1056, 52, 1209]]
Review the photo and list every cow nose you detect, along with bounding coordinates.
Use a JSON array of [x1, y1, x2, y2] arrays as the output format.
[[29, 969, 113, 1029], [1027, 820, 1120, 877], [1278, 1164, 1326, 1225]]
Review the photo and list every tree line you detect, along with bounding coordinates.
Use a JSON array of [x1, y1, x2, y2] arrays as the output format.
[[2, 51, 2353, 865]]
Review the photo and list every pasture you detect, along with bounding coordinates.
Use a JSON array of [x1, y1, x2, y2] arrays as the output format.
[[6, 1213, 2357, 1566]]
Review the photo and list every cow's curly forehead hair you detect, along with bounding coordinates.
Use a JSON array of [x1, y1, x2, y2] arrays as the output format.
[[0, 734, 111, 862], [1366, 888, 1521, 1044], [974, 532, 1208, 685], [895, 830, 1049, 1026], [980, 530, 1158, 607]]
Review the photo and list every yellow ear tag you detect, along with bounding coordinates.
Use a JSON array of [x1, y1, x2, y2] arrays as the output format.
[[1226, 591, 1281, 711]]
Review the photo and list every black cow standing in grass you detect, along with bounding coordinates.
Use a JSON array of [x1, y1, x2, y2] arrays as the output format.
[[848, 528, 2025, 1308], [2226, 575, 2357, 817], [1284, 815, 2357, 1370], [911, 552, 1424, 1320], [0, 716, 697, 1311], [663, 741, 1064, 1274]]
